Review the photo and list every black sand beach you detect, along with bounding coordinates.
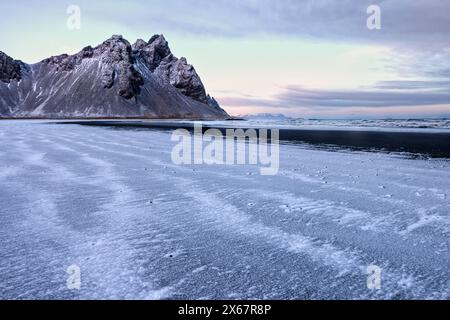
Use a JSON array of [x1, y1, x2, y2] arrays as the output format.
[[60, 121, 450, 158]]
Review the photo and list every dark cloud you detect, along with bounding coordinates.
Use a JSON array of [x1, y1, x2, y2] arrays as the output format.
[[219, 80, 450, 109], [369, 80, 450, 90], [105, 0, 450, 80], [279, 86, 450, 108], [107, 0, 450, 47]]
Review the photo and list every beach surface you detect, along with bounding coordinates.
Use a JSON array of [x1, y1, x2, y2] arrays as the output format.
[[0, 120, 449, 299]]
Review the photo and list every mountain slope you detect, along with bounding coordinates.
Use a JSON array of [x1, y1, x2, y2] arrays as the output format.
[[0, 35, 228, 119]]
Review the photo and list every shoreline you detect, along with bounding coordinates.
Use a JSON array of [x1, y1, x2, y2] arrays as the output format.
[[55, 120, 450, 158], [3, 119, 450, 157]]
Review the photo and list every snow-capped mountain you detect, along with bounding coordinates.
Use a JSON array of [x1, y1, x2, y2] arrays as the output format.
[[0, 35, 228, 119]]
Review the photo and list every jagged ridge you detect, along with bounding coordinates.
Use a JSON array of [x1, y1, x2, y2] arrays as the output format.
[[0, 35, 228, 119], [0, 51, 27, 83]]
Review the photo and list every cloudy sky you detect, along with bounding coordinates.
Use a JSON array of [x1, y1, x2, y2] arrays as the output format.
[[1, 0, 450, 118]]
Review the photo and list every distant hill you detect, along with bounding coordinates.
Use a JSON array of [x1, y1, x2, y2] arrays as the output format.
[[239, 113, 293, 121]]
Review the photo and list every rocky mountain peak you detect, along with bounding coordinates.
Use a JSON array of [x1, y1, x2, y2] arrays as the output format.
[[154, 56, 208, 104], [95, 35, 133, 62], [132, 34, 172, 72], [98, 35, 130, 51], [41, 45, 94, 72], [0, 35, 228, 119], [132, 39, 148, 51], [38, 35, 216, 104], [0, 51, 23, 83], [94, 36, 143, 99], [129, 34, 214, 106]]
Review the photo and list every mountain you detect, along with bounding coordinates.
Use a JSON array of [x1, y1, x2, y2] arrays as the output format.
[[238, 113, 293, 121], [0, 35, 228, 119]]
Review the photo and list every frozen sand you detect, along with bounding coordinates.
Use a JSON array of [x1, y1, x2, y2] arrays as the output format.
[[0, 120, 448, 299]]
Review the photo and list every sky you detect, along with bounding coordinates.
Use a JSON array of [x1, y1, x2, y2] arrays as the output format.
[[1, 0, 450, 119]]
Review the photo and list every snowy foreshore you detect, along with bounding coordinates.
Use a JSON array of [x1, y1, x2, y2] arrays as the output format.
[[0, 120, 449, 299]]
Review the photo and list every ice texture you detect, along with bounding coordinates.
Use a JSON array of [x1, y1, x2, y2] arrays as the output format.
[[0, 120, 449, 299]]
